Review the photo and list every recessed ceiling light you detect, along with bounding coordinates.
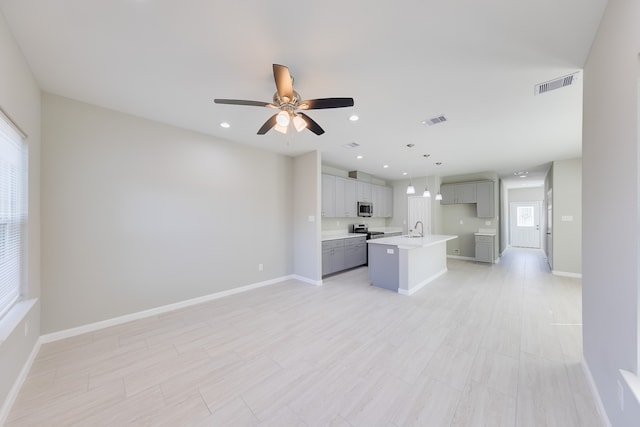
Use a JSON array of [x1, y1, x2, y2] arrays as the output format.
[[406, 143, 415, 148], [220, 122, 230, 128], [423, 154, 431, 158], [402, 172, 408, 176], [356, 155, 363, 159], [513, 171, 529, 176], [383, 164, 389, 168], [349, 115, 359, 121], [435, 162, 442, 165]]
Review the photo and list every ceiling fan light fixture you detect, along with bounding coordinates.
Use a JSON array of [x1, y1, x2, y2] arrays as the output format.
[[293, 114, 307, 132], [276, 110, 290, 127], [274, 123, 288, 134]]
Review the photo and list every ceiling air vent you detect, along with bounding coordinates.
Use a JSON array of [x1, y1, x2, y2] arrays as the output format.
[[421, 115, 447, 126], [341, 142, 360, 149], [535, 73, 578, 95]]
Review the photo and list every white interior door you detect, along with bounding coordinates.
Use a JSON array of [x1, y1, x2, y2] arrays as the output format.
[[510, 201, 541, 248], [408, 196, 431, 234]]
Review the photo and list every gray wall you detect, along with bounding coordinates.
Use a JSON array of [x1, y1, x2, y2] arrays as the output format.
[[293, 151, 321, 282], [440, 172, 500, 259], [551, 159, 582, 275], [508, 187, 544, 202], [41, 94, 294, 333], [0, 10, 41, 414], [583, 0, 640, 424]]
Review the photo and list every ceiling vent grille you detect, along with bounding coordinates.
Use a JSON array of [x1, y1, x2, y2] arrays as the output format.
[[535, 73, 578, 95], [422, 115, 447, 126], [341, 142, 360, 149]]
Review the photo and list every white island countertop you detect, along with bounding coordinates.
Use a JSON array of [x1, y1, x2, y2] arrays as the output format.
[[367, 234, 457, 249]]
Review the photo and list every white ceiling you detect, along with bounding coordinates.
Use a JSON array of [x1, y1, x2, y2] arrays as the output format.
[[0, 0, 607, 187]]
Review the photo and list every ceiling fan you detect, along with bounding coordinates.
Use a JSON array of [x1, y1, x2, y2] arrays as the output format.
[[214, 64, 354, 136]]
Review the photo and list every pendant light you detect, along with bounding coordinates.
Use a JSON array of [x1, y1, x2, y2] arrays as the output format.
[[435, 190, 443, 201], [406, 177, 415, 195], [423, 176, 431, 198]]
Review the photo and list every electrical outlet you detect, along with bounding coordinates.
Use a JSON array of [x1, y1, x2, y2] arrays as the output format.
[[258, 264, 263, 271]]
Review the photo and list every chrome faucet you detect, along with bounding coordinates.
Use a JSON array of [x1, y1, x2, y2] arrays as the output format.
[[414, 221, 424, 237]]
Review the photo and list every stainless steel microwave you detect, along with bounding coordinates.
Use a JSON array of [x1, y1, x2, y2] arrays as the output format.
[[357, 202, 373, 217]]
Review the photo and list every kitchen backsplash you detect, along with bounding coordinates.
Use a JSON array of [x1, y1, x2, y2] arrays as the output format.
[[322, 217, 387, 232]]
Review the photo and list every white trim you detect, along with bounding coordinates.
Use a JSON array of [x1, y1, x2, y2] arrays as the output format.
[[0, 336, 41, 426], [40, 275, 292, 343], [0, 105, 27, 139], [581, 358, 612, 427], [552, 270, 582, 278], [290, 275, 323, 286], [447, 255, 476, 261], [0, 298, 37, 344], [620, 369, 640, 412], [398, 268, 447, 296]]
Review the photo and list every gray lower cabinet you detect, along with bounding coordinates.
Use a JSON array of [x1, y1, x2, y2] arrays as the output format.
[[344, 237, 366, 269], [475, 235, 495, 263], [322, 236, 366, 276]]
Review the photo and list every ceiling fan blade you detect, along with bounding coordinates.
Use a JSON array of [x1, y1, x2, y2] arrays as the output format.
[[299, 98, 354, 110], [257, 114, 278, 135], [214, 99, 274, 107], [273, 64, 294, 101], [298, 112, 325, 135]]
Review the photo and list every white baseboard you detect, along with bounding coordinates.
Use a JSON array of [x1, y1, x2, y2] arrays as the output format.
[[290, 275, 323, 286], [552, 270, 582, 278], [0, 337, 42, 426], [447, 255, 476, 261], [40, 275, 292, 344], [398, 269, 448, 296], [581, 358, 612, 427]]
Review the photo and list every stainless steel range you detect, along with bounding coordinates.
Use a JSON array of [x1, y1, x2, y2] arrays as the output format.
[[350, 223, 385, 240]]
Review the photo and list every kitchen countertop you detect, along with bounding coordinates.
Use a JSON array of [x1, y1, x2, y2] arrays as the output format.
[[474, 228, 496, 236], [367, 234, 457, 249], [321, 233, 367, 242]]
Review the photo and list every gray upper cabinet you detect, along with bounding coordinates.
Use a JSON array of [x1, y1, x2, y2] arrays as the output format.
[[357, 181, 372, 202], [476, 181, 495, 218], [335, 177, 357, 218], [321, 174, 335, 217], [440, 182, 477, 204], [440, 180, 495, 218], [322, 174, 393, 218]]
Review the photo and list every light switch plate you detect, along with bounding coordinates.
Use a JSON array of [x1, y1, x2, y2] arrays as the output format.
[[308, 215, 315, 222], [561, 215, 573, 222], [386, 248, 394, 254]]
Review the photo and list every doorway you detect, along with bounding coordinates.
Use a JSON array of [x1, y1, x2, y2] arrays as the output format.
[[509, 201, 541, 248], [408, 196, 431, 235]]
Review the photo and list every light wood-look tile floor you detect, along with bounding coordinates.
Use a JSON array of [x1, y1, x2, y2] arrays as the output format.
[[6, 248, 603, 426]]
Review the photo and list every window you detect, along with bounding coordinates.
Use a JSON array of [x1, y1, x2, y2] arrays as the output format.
[[0, 112, 26, 318], [516, 206, 534, 227]]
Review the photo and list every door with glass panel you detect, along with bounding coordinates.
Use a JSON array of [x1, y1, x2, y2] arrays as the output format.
[[510, 201, 541, 248]]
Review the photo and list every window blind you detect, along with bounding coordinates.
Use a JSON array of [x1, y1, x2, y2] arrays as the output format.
[[0, 114, 25, 318]]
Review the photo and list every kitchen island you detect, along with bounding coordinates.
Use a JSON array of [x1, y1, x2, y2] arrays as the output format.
[[367, 234, 458, 295]]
